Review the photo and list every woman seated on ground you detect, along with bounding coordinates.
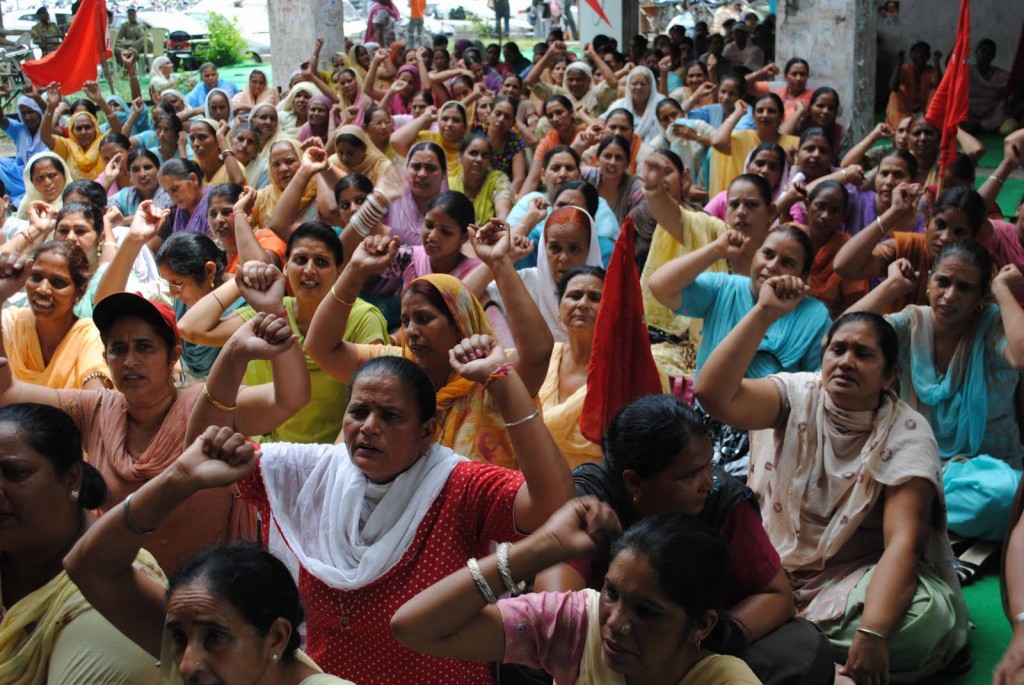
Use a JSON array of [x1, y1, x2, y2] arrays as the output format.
[[489, 206, 604, 344], [780, 87, 846, 163], [567, 394, 837, 685], [188, 118, 246, 187], [703, 141, 786, 220], [709, 92, 799, 197], [581, 134, 644, 228], [447, 132, 514, 225], [509, 148, 620, 266], [392, 499, 761, 685], [473, 95, 526, 195], [392, 101, 469, 175], [66, 430, 352, 684], [230, 123, 269, 190], [382, 140, 450, 242], [158, 159, 213, 238], [306, 224, 553, 468], [144, 114, 185, 165], [232, 68, 279, 108], [640, 170, 799, 376], [13, 152, 70, 226], [394, 190, 484, 291], [328, 124, 394, 186], [0, 241, 109, 390], [579, 108, 652, 178], [835, 185, 987, 313], [696, 304, 969, 683], [362, 105, 400, 162], [630, 150, 697, 273], [251, 140, 318, 234], [849, 242, 1024, 543], [95, 211, 241, 384], [94, 133, 131, 197], [650, 220, 831, 380], [780, 129, 867, 226], [40, 85, 118, 181], [885, 42, 940, 129], [148, 56, 179, 100], [647, 98, 715, 189], [520, 95, 586, 196], [0, 403, 159, 684], [50, 201, 109, 318], [776, 181, 868, 319], [299, 95, 333, 143], [278, 83, 320, 139], [110, 149, 169, 220], [0, 252, 303, 572], [180, 224, 387, 444], [187, 326, 572, 682], [537, 265, 607, 468], [841, 148, 921, 236], [603, 65, 665, 143]]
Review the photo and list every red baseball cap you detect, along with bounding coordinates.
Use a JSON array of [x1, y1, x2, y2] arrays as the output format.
[[93, 292, 181, 348]]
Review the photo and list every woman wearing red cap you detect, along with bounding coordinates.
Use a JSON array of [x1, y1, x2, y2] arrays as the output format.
[[0, 207, 312, 574]]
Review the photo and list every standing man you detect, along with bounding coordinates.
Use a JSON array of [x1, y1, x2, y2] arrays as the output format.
[[494, 0, 510, 40], [408, 0, 424, 48], [30, 7, 63, 56]]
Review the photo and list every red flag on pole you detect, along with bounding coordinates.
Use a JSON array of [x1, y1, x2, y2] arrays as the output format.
[[579, 216, 663, 445], [23, 0, 111, 94], [924, 0, 970, 176]]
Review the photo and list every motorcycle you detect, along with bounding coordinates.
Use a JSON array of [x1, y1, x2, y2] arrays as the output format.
[[166, 29, 199, 70]]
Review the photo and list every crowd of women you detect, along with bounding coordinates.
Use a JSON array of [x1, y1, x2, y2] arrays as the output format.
[[1, 11, 1024, 685]]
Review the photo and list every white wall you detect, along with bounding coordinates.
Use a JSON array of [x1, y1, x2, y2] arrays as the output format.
[[776, 0, 877, 141]]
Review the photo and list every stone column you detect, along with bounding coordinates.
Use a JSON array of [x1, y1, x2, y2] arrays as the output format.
[[776, 0, 876, 141], [268, 0, 347, 91]]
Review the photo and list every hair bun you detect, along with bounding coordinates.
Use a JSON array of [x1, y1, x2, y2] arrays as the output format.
[[78, 462, 109, 510]]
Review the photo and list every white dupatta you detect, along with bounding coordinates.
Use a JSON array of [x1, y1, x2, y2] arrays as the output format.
[[260, 441, 467, 589]]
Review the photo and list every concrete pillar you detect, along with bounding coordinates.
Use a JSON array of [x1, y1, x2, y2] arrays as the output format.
[[776, 0, 876, 142], [268, 0, 347, 91], [580, 0, 639, 51]]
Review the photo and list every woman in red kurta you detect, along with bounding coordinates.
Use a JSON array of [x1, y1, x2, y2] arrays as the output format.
[[189, 323, 573, 684]]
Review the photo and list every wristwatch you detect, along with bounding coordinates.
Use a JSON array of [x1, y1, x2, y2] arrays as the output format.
[[218, 149, 235, 160]]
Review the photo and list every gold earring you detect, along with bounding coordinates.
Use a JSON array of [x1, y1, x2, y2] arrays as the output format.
[[632, 492, 640, 504]]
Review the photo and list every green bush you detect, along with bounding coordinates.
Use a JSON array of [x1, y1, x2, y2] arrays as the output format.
[[195, 12, 247, 66]]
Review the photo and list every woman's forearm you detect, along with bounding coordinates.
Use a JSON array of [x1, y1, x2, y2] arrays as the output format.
[[648, 240, 723, 311], [268, 168, 315, 240], [234, 212, 272, 266], [93, 237, 144, 304], [710, 110, 741, 153], [491, 257, 553, 395], [176, 279, 243, 346], [64, 466, 197, 658], [304, 266, 366, 382], [184, 337, 251, 443]]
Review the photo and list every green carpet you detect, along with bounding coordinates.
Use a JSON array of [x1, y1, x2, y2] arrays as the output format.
[[926, 575, 1010, 685]]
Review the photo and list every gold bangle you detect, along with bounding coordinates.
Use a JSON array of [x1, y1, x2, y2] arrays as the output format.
[[202, 384, 237, 411], [81, 370, 109, 386], [331, 284, 357, 306]]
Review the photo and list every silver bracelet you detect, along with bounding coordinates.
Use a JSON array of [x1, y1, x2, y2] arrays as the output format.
[[855, 626, 888, 641], [496, 542, 525, 595], [504, 409, 540, 428], [876, 215, 887, 237], [123, 493, 157, 535], [1013, 611, 1024, 626], [348, 193, 388, 238], [467, 557, 497, 604], [989, 175, 1005, 187]]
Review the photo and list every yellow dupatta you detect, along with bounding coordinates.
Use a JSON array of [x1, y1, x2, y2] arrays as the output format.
[[0, 548, 164, 683], [55, 111, 103, 180], [402, 274, 518, 469], [538, 343, 602, 469], [252, 139, 318, 230], [329, 125, 394, 185], [1, 308, 109, 389]]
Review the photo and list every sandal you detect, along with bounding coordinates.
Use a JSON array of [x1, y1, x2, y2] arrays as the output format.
[[953, 557, 982, 586]]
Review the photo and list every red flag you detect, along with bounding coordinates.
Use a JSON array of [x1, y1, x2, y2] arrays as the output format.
[[23, 0, 111, 94], [579, 217, 663, 444], [582, 0, 612, 28], [924, 0, 970, 176]]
